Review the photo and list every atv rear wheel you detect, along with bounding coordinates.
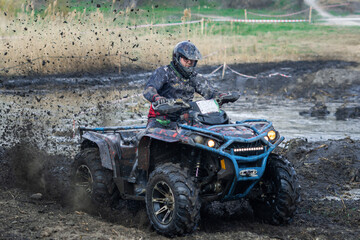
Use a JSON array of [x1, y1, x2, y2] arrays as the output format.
[[146, 163, 201, 237], [72, 148, 117, 210], [249, 154, 300, 225]]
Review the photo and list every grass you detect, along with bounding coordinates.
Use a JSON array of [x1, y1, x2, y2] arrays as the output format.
[[0, 1, 359, 77]]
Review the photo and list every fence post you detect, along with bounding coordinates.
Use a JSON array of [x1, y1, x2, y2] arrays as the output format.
[[309, 6, 312, 23], [245, 9, 247, 21], [201, 18, 204, 35], [222, 62, 227, 80], [205, 19, 207, 37]]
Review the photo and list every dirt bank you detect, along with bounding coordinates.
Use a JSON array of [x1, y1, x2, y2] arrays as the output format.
[[0, 60, 359, 239]]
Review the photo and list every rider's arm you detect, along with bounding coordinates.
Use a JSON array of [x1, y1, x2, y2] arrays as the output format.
[[192, 73, 220, 100], [143, 67, 168, 102]]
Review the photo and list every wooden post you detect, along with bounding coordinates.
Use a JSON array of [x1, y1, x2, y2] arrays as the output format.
[[309, 6, 312, 23], [205, 20, 207, 37], [245, 9, 247, 21], [201, 18, 204, 35], [222, 62, 227, 80]]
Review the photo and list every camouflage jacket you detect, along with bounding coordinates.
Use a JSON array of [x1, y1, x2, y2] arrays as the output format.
[[143, 62, 219, 104]]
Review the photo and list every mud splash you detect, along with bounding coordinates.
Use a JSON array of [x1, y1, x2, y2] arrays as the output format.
[[1, 143, 72, 202]]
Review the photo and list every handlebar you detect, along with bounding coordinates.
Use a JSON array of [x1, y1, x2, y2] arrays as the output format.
[[152, 92, 240, 115], [216, 92, 240, 105], [152, 99, 190, 115]]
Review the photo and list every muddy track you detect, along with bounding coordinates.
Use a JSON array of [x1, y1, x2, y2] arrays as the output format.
[[0, 60, 359, 239]]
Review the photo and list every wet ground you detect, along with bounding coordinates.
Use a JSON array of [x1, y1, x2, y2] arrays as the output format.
[[0, 60, 359, 239]]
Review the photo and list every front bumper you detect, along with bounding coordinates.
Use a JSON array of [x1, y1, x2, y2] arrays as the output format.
[[179, 119, 284, 201]]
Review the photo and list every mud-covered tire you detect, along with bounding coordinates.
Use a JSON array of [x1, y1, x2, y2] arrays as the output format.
[[72, 148, 117, 210], [249, 154, 300, 225], [146, 163, 201, 237]]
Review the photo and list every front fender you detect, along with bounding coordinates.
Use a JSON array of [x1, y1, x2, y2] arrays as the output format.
[[143, 128, 182, 143], [137, 132, 183, 175], [137, 136, 151, 172], [81, 132, 121, 171]]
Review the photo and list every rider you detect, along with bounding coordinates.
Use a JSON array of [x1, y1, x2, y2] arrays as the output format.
[[143, 40, 231, 128], [130, 41, 237, 182]]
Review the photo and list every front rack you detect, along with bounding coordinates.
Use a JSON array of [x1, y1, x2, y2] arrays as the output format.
[[179, 119, 284, 200], [79, 125, 146, 137]]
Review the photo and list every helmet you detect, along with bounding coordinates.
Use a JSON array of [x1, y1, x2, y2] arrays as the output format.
[[172, 40, 202, 78]]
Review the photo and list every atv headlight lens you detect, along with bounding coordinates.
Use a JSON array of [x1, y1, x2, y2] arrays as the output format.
[[267, 130, 277, 141], [207, 139, 216, 148], [194, 135, 204, 144]]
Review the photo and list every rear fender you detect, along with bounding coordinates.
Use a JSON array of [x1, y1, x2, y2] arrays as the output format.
[[81, 132, 121, 172]]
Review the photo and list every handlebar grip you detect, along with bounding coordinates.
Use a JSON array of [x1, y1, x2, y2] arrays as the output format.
[[152, 99, 190, 114]]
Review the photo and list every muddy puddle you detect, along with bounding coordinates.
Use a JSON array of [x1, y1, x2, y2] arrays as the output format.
[[0, 60, 359, 239], [225, 97, 360, 141]]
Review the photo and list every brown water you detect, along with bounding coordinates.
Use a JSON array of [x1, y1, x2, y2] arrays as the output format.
[[225, 97, 360, 141]]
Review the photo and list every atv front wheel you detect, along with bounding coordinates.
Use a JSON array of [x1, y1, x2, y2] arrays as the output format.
[[72, 148, 117, 210], [146, 163, 201, 237], [249, 154, 300, 225]]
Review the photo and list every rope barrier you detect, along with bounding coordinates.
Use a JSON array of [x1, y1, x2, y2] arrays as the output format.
[[246, 3, 350, 18], [206, 63, 290, 80], [227, 19, 308, 23], [207, 65, 224, 75], [323, 3, 350, 8], [268, 72, 291, 78], [226, 65, 257, 79], [247, 9, 309, 18]]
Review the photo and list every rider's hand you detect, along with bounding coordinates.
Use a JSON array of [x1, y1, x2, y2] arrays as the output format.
[[216, 92, 229, 105], [153, 96, 170, 106], [216, 92, 240, 105]]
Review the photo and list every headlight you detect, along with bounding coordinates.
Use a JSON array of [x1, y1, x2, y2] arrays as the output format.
[[207, 139, 216, 148], [192, 134, 218, 148], [267, 130, 277, 141], [194, 135, 204, 144]]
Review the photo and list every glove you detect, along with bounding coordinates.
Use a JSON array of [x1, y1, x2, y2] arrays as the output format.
[[153, 97, 170, 107], [216, 92, 240, 105]]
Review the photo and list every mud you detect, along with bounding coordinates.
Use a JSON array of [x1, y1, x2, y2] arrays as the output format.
[[335, 106, 360, 120], [299, 102, 330, 118], [0, 60, 359, 239]]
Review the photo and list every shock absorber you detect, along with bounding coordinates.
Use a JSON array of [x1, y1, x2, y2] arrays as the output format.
[[191, 149, 202, 178]]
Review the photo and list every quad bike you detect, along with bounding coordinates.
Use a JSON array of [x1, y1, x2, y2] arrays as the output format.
[[72, 93, 300, 237]]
